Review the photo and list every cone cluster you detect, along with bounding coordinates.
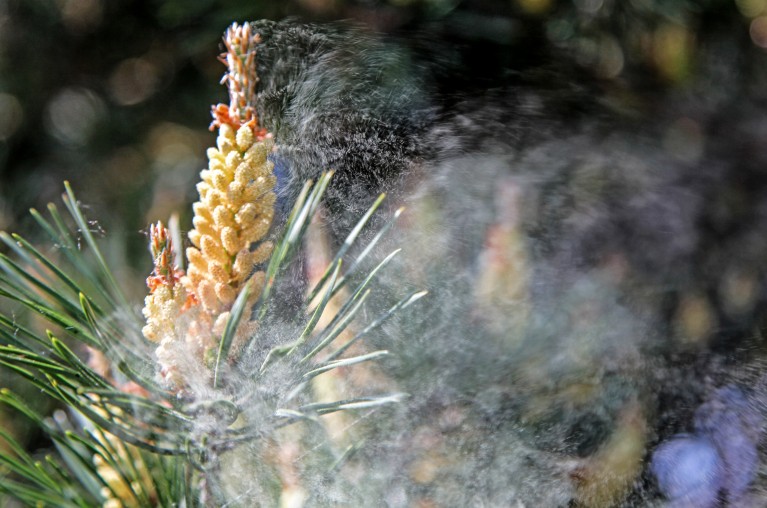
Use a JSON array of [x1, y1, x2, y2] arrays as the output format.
[[141, 21, 275, 388]]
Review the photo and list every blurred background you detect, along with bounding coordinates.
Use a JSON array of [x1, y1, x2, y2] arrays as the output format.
[[1, 0, 767, 503], [1, 0, 765, 294]]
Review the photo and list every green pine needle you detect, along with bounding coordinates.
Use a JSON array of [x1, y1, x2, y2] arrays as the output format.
[[0, 172, 422, 506]]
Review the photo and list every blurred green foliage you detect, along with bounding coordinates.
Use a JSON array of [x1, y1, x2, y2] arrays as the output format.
[[0, 0, 762, 282]]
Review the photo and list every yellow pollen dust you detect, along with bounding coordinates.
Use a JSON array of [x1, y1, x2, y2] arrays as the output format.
[[183, 123, 275, 317]]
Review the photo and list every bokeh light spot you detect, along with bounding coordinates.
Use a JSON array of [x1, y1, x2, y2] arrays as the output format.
[[145, 122, 206, 222], [575, 36, 624, 78], [0, 93, 23, 140], [575, 0, 604, 14], [44, 87, 105, 146], [749, 16, 767, 48], [298, 0, 338, 14], [516, 0, 553, 15], [596, 36, 624, 78], [720, 269, 758, 317], [0, 196, 9, 231], [663, 117, 703, 163], [675, 292, 715, 346], [652, 24, 694, 82], [736, 0, 767, 18], [0, 6, 9, 48], [56, 0, 103, 34], [109, 58, 160, 106], [546, 18, 575, 44]]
